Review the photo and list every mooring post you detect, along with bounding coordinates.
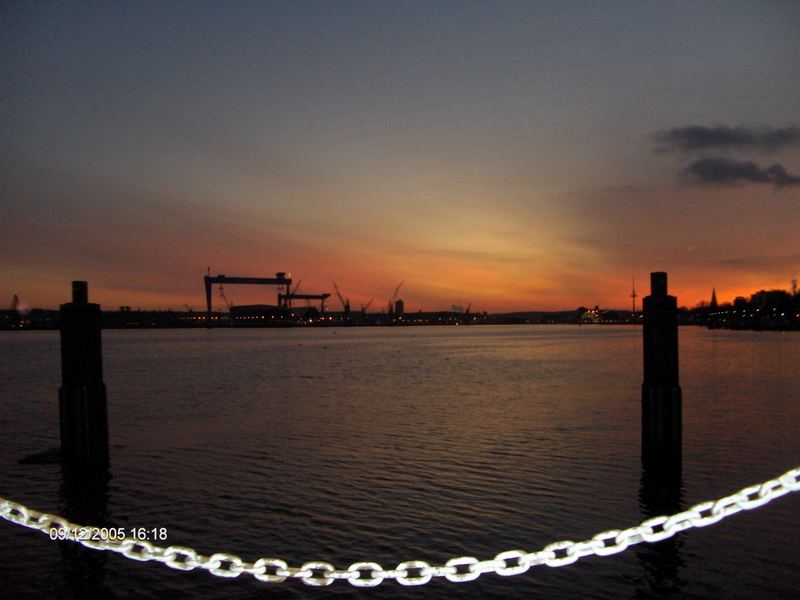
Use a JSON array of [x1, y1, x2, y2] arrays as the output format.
[[59, 281, 109, 465], [641, 272, 682, 466]]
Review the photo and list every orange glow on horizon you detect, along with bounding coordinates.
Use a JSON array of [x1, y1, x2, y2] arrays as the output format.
[[12, 268, 795, 315]]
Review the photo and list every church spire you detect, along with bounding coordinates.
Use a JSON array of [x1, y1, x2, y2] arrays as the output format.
[[710, 288, 718, 310]]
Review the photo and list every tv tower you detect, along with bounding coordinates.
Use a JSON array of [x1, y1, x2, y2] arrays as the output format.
[[630, 276, 638, 314]]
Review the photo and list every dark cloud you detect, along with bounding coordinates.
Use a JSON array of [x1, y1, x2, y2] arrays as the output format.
[[765, 164, 800, 187], [655, 125, 800, 153], [711, 253, 800, 270], [682, 158, 800, 188]]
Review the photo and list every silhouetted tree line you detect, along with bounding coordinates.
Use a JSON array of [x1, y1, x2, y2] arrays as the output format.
[[692, 289, 799, 331]]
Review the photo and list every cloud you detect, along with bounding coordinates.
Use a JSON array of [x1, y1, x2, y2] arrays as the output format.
[[682, 157, 800, 188], [765, 164, 800, 188], [655, 125, 800, 153], [712, 253, 800, 270]]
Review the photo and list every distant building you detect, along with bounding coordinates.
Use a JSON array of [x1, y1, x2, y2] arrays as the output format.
[[230, 304, 319, 325], [394, 298, 405, 316], [581, 305, 618, 323], [710, 288, 718, 310]]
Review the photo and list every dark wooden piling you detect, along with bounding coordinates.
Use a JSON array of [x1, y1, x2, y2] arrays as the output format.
[[59, 281, 109, 465], [641, 272, 682, 466]]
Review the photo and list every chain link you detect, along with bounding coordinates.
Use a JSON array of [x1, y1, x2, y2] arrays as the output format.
[[1, 466, 798, 587]]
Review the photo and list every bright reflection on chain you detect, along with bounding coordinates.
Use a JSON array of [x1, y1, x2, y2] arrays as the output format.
[[1, 467, 798, 587]]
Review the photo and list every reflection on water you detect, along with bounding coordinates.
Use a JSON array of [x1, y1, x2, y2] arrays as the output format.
[[636, 463, 685, 599], [60, 464, 110, 526], [58, 465, 111, 599], [0, 326, 798, 599]]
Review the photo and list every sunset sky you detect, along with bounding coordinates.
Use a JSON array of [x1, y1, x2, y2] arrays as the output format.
[[2, 2, 799, 312]]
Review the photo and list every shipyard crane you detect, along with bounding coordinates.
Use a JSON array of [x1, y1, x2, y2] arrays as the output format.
[[218, 285, 233, 310], [361, 298, 374, 316], [278, 282, 331, 313], [388, 281, 404, 313], [332, 281, 347, 310], [284, 279, 302, 309], [278, 293, 331, 313], [332, 281, 351, 319]]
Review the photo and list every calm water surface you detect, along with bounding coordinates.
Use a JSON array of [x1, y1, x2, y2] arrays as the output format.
[[1, 325, 798, 599]]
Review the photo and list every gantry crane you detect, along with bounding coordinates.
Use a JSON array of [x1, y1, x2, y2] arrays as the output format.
[[283, 279, 302, 309], [204, 269, 292, 324], [278, 291, 331, 313]]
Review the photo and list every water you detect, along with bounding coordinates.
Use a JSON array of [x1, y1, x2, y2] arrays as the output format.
[[1, 325, 798, 599]]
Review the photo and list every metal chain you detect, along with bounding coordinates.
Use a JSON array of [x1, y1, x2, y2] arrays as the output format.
[[1, 466, 798, 587]]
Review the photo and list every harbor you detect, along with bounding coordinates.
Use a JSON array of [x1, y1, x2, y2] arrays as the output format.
[[2, 324, 799, 598]]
